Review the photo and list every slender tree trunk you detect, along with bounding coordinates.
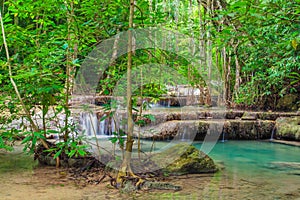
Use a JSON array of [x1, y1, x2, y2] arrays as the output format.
[[64, 1, 78, 142], [233, 42, 241, 101], [125, 0, 135, 162], [110, 30, 120, 66], [198, 0, 206, 105], [198, 0, 204, 68], [0, 10, 49, 149], [65, 1, 78, 95], [116, 0, 137, 188], [205, 0, 212, 106], [225, 49, 231, 106], [174, 0, 179, 53], [215, 49, 222, 105], [222, 47, 229, 104], [137, 67, 143, 159]]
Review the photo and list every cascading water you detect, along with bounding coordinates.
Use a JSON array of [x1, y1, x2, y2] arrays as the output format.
[[221, 131, 226, 143], [79, 112, 115, 137], [80, 112, 99, 137], [270, 125, 276, 141]]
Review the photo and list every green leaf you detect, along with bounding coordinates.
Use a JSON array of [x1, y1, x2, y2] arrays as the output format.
[[47, 130, 60, 134], [77, 149, 86, 156], [21, 136, 32, 144], [68, 150, 76, 158], [109, 137, 118, 143], [143, 114, 155, 122], [54, 149, 62, 159]]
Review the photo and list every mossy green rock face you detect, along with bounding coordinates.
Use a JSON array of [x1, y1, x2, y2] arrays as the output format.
[[276, 94, 298, 111], [276, 117, 300, 141], [151, 143, 217, 175]]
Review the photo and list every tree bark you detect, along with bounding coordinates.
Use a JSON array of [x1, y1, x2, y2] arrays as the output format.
[[222, 46, 230, 105], [198, 0, 206, 71], [125, 0, 135, 166], [205, 0, 213, 106], [64, 0, 78, 142], [233, 42, 241, 100], [116, 0, 138, 188]]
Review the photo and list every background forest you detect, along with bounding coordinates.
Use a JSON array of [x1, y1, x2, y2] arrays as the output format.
[[0, 0, 300, 151]]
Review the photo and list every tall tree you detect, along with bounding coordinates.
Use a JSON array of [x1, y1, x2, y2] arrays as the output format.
[[116, 0, 142, 188], [64, 0, 78, 142]]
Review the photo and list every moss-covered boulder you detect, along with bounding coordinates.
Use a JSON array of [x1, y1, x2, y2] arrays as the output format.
[[276, 94, 298, 111], [275, 117, 300, 141], [151, 143, 217, 175]]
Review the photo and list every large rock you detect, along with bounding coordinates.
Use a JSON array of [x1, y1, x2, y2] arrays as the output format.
[[151, 143, 217, 175], [139, 120, 199, 140], [276, 94, 298, 111], [275, 117, 300, 141], [223, 120, 274, 140], [139, 119, 274, 140], [241, 112, 257, 120]]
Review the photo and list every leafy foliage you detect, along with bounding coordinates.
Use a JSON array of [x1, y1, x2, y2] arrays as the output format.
[[0, 0, 299, 154], [222, 0, 300, 109]]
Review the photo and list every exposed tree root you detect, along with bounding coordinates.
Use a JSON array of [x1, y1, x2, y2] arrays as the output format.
[[34, 142, 182, 192], [112, 160, 181, 192], [115, 159, 145, 189]]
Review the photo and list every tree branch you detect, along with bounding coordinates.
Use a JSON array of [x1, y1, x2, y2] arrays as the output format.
[[0, 9, 49, 149]]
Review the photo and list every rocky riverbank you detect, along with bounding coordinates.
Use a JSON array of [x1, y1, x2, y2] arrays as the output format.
[[117, 109, 300, 141]]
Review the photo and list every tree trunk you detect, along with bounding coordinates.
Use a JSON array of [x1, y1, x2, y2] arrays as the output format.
[[198, 0, 207, 105], [198, 0, 206, 71], [125, 0, 135, 156], [0, 10, 49, 149], [116, 0, 138, 188], [225, 51, 231, 106], [222, 46, 231, 105], [205, 0, 212, 106], [233, 42, 241, 101], [64, 1, 78, 142]]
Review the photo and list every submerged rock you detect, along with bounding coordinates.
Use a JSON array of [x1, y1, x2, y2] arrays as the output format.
[[267, 162, 300, 171], [151, 143, 217, 175]]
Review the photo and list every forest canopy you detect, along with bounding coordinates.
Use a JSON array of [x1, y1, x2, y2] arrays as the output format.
[[0, 0, 299, 113]]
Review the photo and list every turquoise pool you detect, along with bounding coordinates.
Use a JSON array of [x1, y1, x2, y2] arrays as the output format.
[[192, 141, 300, 199]]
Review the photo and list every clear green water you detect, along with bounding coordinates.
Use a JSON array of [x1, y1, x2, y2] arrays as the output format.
[[193, 141, 300, 177], [136, 140, 300, 199], [190, 141, 300, 199]]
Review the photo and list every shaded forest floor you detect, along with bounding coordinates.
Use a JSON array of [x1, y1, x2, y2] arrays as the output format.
[[0, 145, 217, 200], [0, 162, 216, 200]]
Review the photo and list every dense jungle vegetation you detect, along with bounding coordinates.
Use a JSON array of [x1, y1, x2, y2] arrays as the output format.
[[0, 0, 299, 180]]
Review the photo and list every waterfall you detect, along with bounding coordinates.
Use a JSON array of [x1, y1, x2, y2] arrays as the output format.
[[79, 112, 115, 137], [80, 112, 99, 137], [173, 125, 196, 142], [270, 126, 276, 141], [221, 131, 226, 143]]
